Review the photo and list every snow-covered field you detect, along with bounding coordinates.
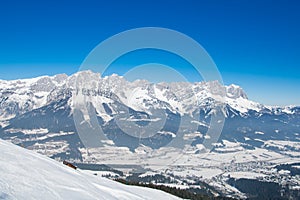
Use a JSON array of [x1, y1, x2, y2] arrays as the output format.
[[0, 140, 179, 200]]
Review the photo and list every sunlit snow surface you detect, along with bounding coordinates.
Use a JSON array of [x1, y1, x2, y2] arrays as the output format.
[[0, 140, 179, 200]]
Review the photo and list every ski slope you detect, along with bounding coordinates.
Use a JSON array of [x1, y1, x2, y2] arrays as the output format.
[[0, 140, 179, 200]]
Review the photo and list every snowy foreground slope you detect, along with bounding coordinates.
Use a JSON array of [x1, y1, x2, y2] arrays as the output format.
[[0, 140, 179, 200]]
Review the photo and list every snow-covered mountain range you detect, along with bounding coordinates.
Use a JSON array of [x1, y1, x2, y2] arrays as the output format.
[[0, 70, 299, 156], [0, 70, 281, 120], [0, 71, 299, 198]]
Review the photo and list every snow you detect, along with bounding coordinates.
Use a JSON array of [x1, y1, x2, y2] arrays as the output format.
[[213, 140, 244, 153], [292, 165, 300, 169], [6, 128, 49, 135], [224, 172, 266, 179], [264, 140, 300, 152], [139, 171, 161, 178], [191, 120, 209, 127], [282, 107, 294, 114], [0, 140, 179, 200], [292, 186, 300, 190], [173, 167, 223, 179], [157, 131, 176, 138], [225, 97, 262, 113], [29, 141, 70, 157], [278, 170, 290, 175], [183, 132, 203, 140], [255, 131, 265, 135]]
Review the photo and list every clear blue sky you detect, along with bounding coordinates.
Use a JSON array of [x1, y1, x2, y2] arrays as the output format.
[[0, 0, 299, 106]]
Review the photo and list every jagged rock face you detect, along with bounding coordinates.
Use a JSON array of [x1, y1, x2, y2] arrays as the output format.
[[226, 84, 248, 99], [0, 71, 255, 118], [0, 71, 299, 161]]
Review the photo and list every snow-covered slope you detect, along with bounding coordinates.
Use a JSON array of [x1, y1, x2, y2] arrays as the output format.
[[0, 139, 179, 200]]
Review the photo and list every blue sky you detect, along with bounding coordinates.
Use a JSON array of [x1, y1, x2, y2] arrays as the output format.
[[0, 0, 299, 106]]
